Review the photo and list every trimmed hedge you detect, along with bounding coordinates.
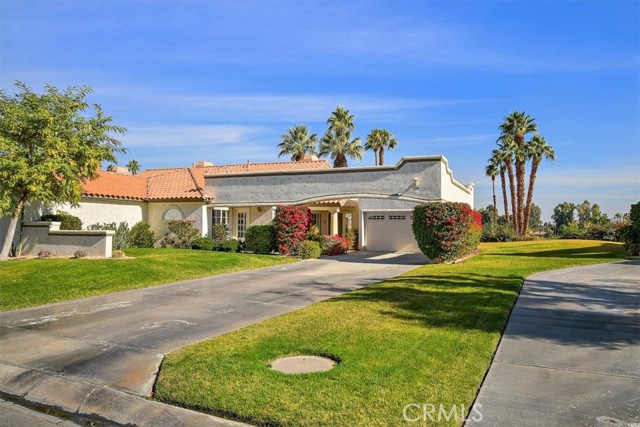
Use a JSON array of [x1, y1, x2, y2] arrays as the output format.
[[273, 205, 312, 254], [219, 239, 240, 253], [412, 202, 482, 263], [295, 240, 322, 259], [192, 237, 216, 251], [245, 225, 276, 254], [41, 212, 82, 230]]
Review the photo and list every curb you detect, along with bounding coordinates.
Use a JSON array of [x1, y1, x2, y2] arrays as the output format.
[[0, 362, 252, 427]]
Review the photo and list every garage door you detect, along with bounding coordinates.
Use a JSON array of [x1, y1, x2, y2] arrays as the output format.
[[364, 211, 419, 252]]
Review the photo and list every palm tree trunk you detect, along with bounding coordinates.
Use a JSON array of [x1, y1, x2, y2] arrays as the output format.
[[492, 177, 497, 231], [505, 158, 518, 232], [516, 158, 526, 235], [379, 147, 385, 166], [334, 153, 348, 168], [374, 149, 378, 166], [500, 168, 509, 224], [523, 160, 539, 236], [0, 199, 25, 261]]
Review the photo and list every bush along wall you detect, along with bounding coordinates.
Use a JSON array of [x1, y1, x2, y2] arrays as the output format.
[[273, 205, 312, 254], [245, 225, 276, 254], [412, 202, 482, 263]]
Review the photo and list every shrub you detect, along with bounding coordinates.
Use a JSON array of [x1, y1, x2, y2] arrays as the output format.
[[245, 225, 276, 254], [211, 224, 229, 246], [88, 222, 130, 250], [41, 212, 82, 230], [346, 227, 359, 250], [412, 202, 482, 263], [192, 237, 215, 251], [273, 205, 312, 254], [128, 221, 155, 248], [306, 225, 322, 243], [112, 250, 125, 259], [321, 235, 349, 256], [295, 240, 321, 259], [157, 220, 200, 249], [74, 249, 88, 258], [621, 202, 640, 256], [219, 239, 240, 253], [481, 223, 515, 242], [37, 249, 51, 259]]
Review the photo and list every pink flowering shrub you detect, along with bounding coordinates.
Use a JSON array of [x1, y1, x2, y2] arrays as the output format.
[[321, 235, 349, 256], [273, 205, 312, 254]]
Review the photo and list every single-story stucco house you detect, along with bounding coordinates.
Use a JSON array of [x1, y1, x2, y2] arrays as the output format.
[[1, 155, 473, 253]]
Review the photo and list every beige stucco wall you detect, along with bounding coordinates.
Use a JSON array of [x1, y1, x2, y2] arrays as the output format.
[[147, 201, 206, 237]]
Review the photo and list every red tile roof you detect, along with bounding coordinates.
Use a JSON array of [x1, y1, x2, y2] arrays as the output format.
[[82, 160, 331, 201]]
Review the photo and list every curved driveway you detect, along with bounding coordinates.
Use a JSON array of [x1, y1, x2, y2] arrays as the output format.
[[468, 260, 640, 426], [0, 252, 425, 397]]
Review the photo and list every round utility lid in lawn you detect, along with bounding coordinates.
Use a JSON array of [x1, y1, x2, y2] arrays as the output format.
[[271, 355, 336, 374]]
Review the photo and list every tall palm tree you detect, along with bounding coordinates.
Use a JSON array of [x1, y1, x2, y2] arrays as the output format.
[[126, 160, 140, 175], [498, 137, 518, 231], [485, 158, 500, 231], [498, 111, 537, 234], [278, 124, 318, 161], [365, 129, 397, 166], [490, 148, 509, 225], [523, 134, 555, 235], [319, 106, 364, 167]]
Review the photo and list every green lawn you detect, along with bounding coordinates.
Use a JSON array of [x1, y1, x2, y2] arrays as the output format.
[[0, 249, 296, 311], [154, 240, 627, 427]]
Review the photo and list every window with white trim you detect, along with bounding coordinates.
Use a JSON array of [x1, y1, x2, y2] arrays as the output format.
[[213, 208, 229, 226], [311, 213, 321, 228]]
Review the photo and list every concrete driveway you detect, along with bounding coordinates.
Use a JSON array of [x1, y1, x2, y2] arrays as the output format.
[[468, 260, 640, 427], [0, 251, 425, 400]]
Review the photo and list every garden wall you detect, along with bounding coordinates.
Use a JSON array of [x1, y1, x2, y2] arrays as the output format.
[[21, 222, 114, 257]]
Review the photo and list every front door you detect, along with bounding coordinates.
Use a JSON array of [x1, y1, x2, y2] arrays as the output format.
[[235, 209, 249, 240]]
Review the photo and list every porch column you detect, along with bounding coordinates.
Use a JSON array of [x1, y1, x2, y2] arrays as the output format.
[[331, 209, 339, 235]]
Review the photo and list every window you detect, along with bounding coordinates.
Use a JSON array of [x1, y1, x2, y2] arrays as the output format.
[[389, 215, 407, 220], [311, 213, 321, 228], [163, 206, 184, 221], [213, 208, 229, 226], [368, 215, 385, 220], [345, 213, 353, 230], [236, 212, 247, 239]]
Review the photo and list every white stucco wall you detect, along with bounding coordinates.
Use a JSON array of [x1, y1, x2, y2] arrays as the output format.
[[56, 199, 147, 229], [207, 156, 473, 208], [21, 222, 114, 257], [147, 201, 205, 237]]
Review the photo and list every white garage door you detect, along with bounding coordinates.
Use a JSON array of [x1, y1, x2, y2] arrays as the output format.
[[364, 211, 419, 252]]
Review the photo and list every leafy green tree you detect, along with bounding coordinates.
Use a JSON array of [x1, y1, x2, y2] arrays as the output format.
[[498, 111, 538, 234], [528, 203, 542, 231], [126, 159, 140, 175], [552, 202, 576, 234], [319, 106, 364, 167], [0, 82, 126, 260], [523, 134, 555, 234], [364, 129, 397, 166], [577, 200, 592, 225], [277, 124, 318, 161]]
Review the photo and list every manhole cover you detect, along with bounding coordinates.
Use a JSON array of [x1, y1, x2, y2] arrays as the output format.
[[271, 355, 336, 374]]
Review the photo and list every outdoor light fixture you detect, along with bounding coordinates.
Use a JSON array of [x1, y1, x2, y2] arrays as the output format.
[[413, 177, 420, 189]]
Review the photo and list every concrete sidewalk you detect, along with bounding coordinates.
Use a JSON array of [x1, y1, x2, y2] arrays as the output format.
[[468, 260, 640, 427], [0, 251, 425, 426]]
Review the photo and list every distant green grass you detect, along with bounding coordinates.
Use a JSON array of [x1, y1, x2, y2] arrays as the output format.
[[0, 249, 295, 311], [155, 240, 626, 427]]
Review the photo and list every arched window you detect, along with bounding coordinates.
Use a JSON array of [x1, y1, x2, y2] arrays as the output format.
[[163, 206, 184, 221]]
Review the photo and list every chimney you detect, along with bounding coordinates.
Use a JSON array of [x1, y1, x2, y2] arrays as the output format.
[[301, 154, 319, 161], [193, 161, 214, 168]]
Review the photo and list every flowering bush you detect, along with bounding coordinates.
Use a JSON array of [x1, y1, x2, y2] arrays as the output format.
[[157, 219, 200, 249], [273, 205, 312, 254], [321, 235, 349, 256], [412, 202, 482, 263]]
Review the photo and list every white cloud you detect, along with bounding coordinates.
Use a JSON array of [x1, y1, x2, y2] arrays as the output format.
[[124, 125, 268, 148]]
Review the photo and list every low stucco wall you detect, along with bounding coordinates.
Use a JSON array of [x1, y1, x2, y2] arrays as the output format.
[[21, 222, 114, 257]]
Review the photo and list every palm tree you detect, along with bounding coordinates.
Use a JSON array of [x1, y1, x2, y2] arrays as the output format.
[[498, 111, 537, 234], [126, 160, 140, 175], [106, 164, 116, 172], [319, 106, 364, 167], [365, 129, 398, 166], [497, 136, 518, 231], [278, 124, 318, 161], [490, 149, 509, 226], [523, 134, 555, 235], [485, 158, 500, 231]]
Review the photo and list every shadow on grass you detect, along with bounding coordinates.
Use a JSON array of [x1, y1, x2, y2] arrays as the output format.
[[488, 242, 625, 259]]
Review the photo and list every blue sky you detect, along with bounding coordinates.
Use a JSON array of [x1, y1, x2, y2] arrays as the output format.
[[1, 0, 639, 219]]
